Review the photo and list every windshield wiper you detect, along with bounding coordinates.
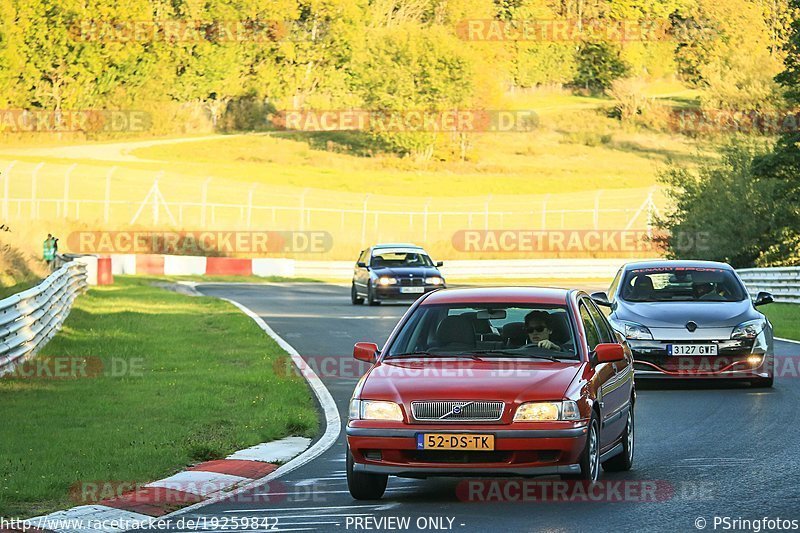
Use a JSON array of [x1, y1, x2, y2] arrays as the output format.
[[470, 349, 561, 362], [386, 352, 483, 360]]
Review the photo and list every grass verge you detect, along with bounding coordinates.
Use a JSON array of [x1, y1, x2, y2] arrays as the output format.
[[761, 303, 800, 342], [0, 277, 318, 519], [0, 280, 40, 300]]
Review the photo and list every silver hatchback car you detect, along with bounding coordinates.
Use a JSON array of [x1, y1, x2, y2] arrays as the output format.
[[591, 260, 774, 387]]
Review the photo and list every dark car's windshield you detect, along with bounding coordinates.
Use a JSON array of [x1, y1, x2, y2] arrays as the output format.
[[371, 251, 433, 268], [620, 267, 746, 302], [386, 303, 578, 360]]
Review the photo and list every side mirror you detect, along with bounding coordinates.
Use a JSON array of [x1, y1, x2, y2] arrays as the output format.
[[590, 291, 611, 307], [356, 262, 367, 268], [354, 342, 379, 363], [593, 343, 625, 364], [436, 261, 444, 267], [754, 291, 774, 307]]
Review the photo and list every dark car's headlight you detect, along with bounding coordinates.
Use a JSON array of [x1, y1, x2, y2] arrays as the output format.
[[377, 276, 397, 286], [425, 276, 443, 285], [616, 320, 653, 340], [349, 399, 404, 421], [731, 319, 766, 340]]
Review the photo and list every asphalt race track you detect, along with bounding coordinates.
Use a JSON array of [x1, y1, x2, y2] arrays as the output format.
[[145, 282, 800, 533]]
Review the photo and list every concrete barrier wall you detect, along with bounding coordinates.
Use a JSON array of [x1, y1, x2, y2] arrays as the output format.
[[107, 255, 632, 282]]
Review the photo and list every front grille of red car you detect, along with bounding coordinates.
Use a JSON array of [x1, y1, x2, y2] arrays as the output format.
[[411, 400, 505, 422]]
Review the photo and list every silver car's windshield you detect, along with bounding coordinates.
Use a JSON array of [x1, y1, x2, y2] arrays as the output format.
[[386, 303, 578, 360], [620, 267, 746, 302]]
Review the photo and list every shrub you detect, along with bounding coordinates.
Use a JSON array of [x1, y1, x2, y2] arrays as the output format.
[[656, 139, 781, 267]]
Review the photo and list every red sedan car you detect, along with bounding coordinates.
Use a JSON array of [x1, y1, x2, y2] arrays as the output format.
[[346, 287, 636, 500]]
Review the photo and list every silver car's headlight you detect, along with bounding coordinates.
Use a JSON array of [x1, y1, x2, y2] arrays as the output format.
[[348, 399, 404, 421], [617, 320, 653, 340], [731, 319, 766, 340], [514, 401, 581, 421]]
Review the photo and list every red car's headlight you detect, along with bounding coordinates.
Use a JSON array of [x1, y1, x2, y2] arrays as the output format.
[[349, 399, 404, 421], [514, 401, 580, 421]]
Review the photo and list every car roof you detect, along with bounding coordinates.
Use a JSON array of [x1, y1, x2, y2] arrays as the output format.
[[622, 259, 735, 271], [372, 243, 423, 250], [421, 287, 573, 306]]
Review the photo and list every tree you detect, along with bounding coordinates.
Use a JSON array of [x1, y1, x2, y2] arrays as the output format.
[[657, 140, 779, 267], [573, 40, 629, 92], [348, 23, 478, 159], [673, 0, 784, 110], [659, 0, 800, 267]]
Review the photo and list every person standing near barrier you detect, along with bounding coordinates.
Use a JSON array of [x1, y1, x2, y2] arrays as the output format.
[[43, 233, 56, 270]]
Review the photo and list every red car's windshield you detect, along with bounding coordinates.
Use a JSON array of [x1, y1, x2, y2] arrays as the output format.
[[386, 303, 578, 359]]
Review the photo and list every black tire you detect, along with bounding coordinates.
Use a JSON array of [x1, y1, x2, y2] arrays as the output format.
[[564, 413, 600, 482], [367, 282, 380, 306], [351, 284, 364, 305], [602, 408, 634, 472], [346, 447, 388, 500], [751, 376, 774, 388]]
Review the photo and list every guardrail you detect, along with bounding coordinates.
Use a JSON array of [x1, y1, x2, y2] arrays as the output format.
[[0, 261, 88, 375], [738, 267, 800, 303]]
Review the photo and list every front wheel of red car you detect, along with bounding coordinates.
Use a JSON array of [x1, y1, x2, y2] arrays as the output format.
[[346, 448, 388, 500], [564, 414, 600, 482], [602, 408, 634, 472]]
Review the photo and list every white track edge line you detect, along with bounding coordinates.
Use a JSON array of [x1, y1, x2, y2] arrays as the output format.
[[153, 296, 342, 521]]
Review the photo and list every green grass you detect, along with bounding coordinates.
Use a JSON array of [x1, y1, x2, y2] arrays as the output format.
[[762, 303, 800, 341], [0, 280, 40, 300], [126, 125, 700, 197], [0, 86, 714, 260], [0, 89, 705, 198], [0, 278, 318, 519]]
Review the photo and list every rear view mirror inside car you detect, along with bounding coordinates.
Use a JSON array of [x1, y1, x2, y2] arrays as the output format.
[[476, 309, 507, 320]]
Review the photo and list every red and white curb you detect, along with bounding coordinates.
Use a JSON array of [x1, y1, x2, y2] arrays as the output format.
[[110, 255, 294, 277], [16, 295, 341, 533]]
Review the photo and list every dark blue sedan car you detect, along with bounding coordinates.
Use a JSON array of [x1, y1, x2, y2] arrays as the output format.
[[351, 244, 445, 305]]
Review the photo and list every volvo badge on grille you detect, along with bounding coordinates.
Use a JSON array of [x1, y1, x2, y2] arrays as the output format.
[[440, 401, 472, 419]]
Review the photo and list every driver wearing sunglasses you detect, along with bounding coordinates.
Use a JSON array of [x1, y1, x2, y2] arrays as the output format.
[[524, 310, 563, 352]]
